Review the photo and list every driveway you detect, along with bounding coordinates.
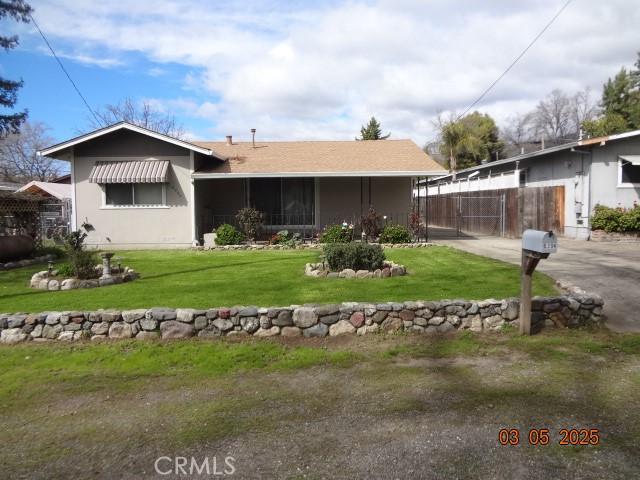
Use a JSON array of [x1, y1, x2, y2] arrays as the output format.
[[433, 235, 640, 332]]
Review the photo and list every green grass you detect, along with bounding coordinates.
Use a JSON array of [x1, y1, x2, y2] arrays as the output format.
[[0, 340, 358, 409], [0, 246, 556, 311]]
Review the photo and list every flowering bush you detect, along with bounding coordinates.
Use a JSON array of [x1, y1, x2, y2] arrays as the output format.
[[320, 223, 353, 243], [269, 230, 301, 247], [236, 207, 264, 241]]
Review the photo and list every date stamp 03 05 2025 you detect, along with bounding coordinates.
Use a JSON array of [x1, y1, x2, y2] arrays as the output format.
[[498, 428, 600, 447]]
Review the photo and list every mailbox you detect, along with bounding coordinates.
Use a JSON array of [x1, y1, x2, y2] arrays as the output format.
[[522, 229, 557, 255]]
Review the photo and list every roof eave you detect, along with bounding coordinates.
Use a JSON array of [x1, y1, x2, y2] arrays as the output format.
[[192, 170, 445, 179], [38, 122, 226, 160]]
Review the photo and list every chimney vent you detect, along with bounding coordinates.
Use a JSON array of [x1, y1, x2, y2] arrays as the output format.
[[226, 135, 233, 146], [251, 128, 256, 148]]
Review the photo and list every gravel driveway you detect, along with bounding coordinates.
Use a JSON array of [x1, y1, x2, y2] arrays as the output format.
[[434, 235, 640, 332]]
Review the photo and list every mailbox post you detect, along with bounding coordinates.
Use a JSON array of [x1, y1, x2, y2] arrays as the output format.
[[519, 230, 557, 335]]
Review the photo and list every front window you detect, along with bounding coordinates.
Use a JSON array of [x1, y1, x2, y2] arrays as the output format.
[[105, 183, 165, 206], [249, 178, 314, 225], [619, 158, 640, 186]]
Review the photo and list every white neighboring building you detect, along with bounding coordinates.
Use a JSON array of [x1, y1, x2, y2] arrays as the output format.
[[420, 130, 640, 239]]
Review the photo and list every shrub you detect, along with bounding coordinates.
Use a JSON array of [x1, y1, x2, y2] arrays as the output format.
[[359, 207, 382, 240], [61, 228, 99, 279], [270, 230, 301, 247], [215, 224, 245, 245], [320, 224, 353, 243], [323, 243, 385, 271], [56, 262, 75, 277], [408, 209, 424, 239], [32, 246, 65, 258], [379, 224, 412, 244], [591, 204, 640, 233], [236, 207, 264, 241]]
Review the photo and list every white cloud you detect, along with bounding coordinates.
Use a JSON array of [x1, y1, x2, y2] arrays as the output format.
[[23, 0, 640, 143]]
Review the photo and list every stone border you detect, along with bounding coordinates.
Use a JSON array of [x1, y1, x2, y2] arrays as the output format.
[[0, 254, 56, 271], [29, 268, 139, 291], [304, 261, 407, 278], [0, 293, 603, 344], [193, 242, 434, 251], [590, 230, 640, 242]]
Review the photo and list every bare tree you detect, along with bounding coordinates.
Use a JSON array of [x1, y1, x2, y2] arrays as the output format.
[[0, 121, 65, 182], [570, 87, 598, 136], [532, 89, 573, 143], [89, 98, 185, 138], [501, 112, 534, 155]]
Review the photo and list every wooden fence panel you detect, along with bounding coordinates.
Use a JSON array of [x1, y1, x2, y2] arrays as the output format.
[[422, 185, 564, 238]]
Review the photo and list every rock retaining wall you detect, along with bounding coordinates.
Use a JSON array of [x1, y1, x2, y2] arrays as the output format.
[[304, 261, 407, 278], [0, 293, 603, 344]]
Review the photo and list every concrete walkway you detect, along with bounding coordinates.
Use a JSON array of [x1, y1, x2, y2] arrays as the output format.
[[434, 235, 640, 332]]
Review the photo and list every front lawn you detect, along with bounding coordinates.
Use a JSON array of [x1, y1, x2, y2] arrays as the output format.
[[0, 246, 556, 311], [1, 331, 639, 478]]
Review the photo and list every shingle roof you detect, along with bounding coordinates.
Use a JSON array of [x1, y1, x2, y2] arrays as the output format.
[[191, 139, 445, 177]]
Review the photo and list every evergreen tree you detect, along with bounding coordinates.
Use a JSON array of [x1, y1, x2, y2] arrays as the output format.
[[583, 53, 640, 137], [0, 0, 32, 137], [357, 116, 390, 140]]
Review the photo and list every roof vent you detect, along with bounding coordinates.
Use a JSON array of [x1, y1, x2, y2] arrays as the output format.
[[226, 135, 233, 146]]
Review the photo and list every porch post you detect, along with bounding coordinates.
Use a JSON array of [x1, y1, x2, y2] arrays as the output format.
[[190, 151, 197, 246]]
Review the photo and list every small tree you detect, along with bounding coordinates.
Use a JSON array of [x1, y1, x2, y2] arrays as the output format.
[[357, 117, 390, 140], [236, 207, 263, 242], [62, 225, 98, 279]]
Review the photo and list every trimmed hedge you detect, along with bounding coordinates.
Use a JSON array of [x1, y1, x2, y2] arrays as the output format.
[[323, 243, 385, 271], [379, 224, 412, 244]]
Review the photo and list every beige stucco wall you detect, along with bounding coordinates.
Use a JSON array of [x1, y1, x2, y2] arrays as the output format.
[[73, 132, 193, 248]]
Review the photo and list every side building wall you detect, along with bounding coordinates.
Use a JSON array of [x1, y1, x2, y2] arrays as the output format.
[[73, 130, 194, 248]]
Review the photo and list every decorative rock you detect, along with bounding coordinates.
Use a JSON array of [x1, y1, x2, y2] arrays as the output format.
[[355, 270, 370, 278], [60, 279, 79, 290], [381, 317, 403, 332], [381, 268, 391, 277], [31, 324, 43, 338], [414, 317, 428, 327], [259, 315, 271, 329], [303, 323, 329, 337], [212, 318, 234, 332], [175, 308, 195, 323], [293, 307, 317, 328], [437, 322, 455, 333], [254, 326, 280, 337], [371, 311, 388, 324], [218, 308, 231, 319], [227, 330, 249, 337], [205, 309, 218, 319], [7, 314, 26, 329], [281, 326, 301, 337], [329, 320, 356, 336], [147, 308, 176, 321], [241, 317, 260, 333], [42, 324, 62, 339], [446, 315, 461, 327], [136, 331, 160, 340], [122, 309, 146, 323], [108, 322, 132, 339], [140, 319, 158, 331], [484, 315, 504, 330], [239, 307, 258, 317], [101, 311, 122, 322], [428, 316, 445, 326], [272, 310, 293, 326], [1, 328, 27, 344], [58, 331, 75, 341], [357, 324, 380, 335], [320, 314, 340, 325], [160, 321, 195, 339], [194, 316, 208, 330], [399, 310, 415, 322], [349, 311, 365, 328], [339, 269, 356, 279], [501, 299, 519, 320], [45, 312, 61, 325]]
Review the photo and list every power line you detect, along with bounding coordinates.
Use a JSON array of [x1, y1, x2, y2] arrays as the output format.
[[29, 13, 102, 126], [429, 0, 573, 145]]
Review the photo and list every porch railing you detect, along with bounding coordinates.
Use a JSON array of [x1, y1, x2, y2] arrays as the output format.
[[206, 211, 416, 241]]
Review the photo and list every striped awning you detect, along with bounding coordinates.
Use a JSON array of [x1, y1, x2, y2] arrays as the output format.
[[89, 160, 170, 183]]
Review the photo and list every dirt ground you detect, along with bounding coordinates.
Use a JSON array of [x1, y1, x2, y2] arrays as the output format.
[[3, 333, 640, 479]]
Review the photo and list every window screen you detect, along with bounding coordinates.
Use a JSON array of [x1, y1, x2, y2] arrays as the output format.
[[105, 184, 133, 205], [105, 183, 164, 206], [134, 184, 163, 205], [621, 162, 640, 184]]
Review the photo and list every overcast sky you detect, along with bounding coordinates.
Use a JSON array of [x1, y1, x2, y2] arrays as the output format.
[[3, 0, 639, 143]]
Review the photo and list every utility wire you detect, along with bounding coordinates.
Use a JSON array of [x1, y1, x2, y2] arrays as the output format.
[[29, 13, 102, 126], [429, 0, 573, 145]]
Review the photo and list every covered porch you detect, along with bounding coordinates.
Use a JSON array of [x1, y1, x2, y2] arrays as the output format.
[[193, 175, 422, 242]]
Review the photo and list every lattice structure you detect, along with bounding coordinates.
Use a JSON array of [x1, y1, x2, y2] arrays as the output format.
[[0, 191, 45, 247]]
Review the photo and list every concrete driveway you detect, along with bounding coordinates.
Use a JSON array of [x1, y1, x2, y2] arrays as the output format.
[[434, 235, 640, 332]]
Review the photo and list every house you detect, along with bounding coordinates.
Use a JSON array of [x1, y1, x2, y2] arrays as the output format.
[[423, 130, 640, 239], [39, 122, 445, 248]]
